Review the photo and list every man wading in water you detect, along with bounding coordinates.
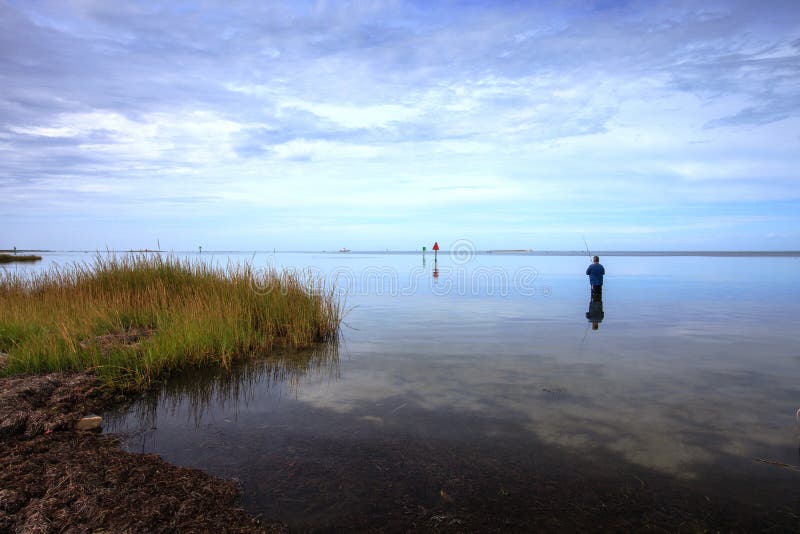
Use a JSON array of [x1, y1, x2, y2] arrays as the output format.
[[586, 255, 605, 301]]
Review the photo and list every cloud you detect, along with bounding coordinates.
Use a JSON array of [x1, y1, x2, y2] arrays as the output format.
[[0, 0, 799, 249], [704, 98, 800, 128]]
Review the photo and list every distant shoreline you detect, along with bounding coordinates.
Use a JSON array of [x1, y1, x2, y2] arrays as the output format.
[[0, 254, 42, 263], [505, 250, 800, 257], [5, 249, 800, 257]]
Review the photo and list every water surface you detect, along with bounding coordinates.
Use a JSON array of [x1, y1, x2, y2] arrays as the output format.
[[12, 251, 800, 528]]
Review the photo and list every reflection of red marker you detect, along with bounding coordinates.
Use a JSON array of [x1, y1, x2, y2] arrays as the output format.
[[432, 242, 440, 280]]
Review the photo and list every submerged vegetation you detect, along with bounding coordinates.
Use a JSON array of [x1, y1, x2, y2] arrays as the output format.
[[0, 253, 42, 263], [0, 254, 341, 389]]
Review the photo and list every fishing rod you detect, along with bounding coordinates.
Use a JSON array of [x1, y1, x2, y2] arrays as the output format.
[[582, 235, 592, 261], [578, 234, 595, 354]]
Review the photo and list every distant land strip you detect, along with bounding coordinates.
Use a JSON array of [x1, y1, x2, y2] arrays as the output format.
[[524, 250, 800, 257], [3, 250, 799, 257], [0, 254, 42, 263]]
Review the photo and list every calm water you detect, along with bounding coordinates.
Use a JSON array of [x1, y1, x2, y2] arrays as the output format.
[[9, 251, 800, 528]]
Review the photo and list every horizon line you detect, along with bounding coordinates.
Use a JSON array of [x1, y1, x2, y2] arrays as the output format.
[[4, 249, 799, 257]]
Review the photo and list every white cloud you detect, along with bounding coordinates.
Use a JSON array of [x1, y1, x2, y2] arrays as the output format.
[[280, 100, 423, 129], [1, 0, 799, 249], [271, 138, 382, 160]]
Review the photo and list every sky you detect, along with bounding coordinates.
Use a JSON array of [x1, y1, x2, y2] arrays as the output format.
[[1, 0, 799, 251]]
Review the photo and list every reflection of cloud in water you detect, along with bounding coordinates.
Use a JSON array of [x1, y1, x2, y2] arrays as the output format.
[[294, 339, 797, 477]]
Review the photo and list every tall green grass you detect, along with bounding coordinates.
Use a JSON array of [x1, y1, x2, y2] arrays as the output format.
[[0, 254, 342, 389]]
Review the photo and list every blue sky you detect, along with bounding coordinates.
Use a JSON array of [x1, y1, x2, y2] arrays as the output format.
[[1, 0, 799, 251]]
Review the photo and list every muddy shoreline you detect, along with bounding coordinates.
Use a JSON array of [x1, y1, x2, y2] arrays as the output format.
[[0, 371, 283, 533]]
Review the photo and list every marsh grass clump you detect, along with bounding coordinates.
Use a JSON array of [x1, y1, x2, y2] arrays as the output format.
[[0, 254, 342, 389]]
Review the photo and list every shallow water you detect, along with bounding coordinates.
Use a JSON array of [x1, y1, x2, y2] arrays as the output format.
[[14, 251, 800, 527]]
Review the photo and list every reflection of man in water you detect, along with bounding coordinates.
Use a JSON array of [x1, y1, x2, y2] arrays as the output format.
[[586, 255, 605, 301], [586, 299, 604, 330]]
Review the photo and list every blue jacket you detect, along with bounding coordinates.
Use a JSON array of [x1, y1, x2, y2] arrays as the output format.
[[586, 263, 605, 286]]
